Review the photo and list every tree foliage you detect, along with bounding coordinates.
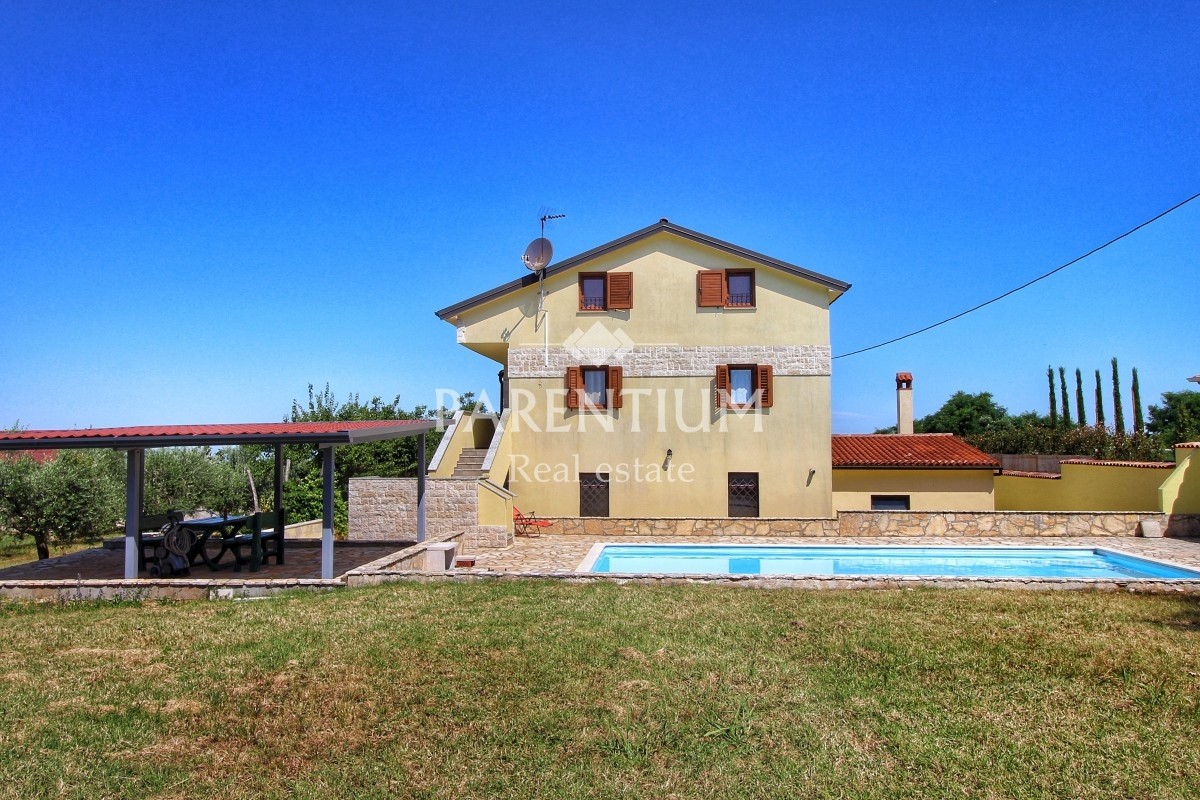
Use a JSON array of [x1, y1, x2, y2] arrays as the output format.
[[1111, 357, 1125, 432], [0, 450, 124, 559], [1147, 390, 1200, 448], [911, 392, 1011, 437]]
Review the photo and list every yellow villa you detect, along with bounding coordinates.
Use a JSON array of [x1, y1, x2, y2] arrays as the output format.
[[433, 219, 850, 519]]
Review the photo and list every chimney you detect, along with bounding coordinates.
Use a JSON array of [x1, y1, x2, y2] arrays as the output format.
[[896, 372, 914, 434]]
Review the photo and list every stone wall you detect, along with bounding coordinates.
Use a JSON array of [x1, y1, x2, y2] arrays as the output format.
[[349, 478, 515, 549], [508, 345, 830, 378], [537, 512, 1200, 538], [349, 478, 478, 541]]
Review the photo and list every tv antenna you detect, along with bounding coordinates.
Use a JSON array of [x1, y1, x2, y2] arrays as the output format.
[[521, 211, 566, 365]]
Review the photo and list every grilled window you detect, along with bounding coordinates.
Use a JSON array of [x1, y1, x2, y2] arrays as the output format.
[[579, 272, 633, 311], [871, 495, 910, 511], [728, 472, 759, 517], [697, 269, 755, 308], [580, 472, 610, 517], [726, 270, 754, 307]]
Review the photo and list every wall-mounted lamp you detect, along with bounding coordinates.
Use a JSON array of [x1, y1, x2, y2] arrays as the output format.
[[663, 449, 673, 470], [806, 468, 816, 487]]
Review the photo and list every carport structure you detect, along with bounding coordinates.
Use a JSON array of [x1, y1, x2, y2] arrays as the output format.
[[0, 420, 437, 579]]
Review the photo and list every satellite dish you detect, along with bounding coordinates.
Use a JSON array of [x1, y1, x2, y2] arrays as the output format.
[[522, 237, 553, 272]]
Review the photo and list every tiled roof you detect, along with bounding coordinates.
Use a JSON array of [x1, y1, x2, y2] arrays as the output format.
[[832, 434, 1000, 468], [1059, 458, 1175, 469], [0, 420, 438, 450], [1000, 470, 1061, 480], [1177, 442, 1200, 449]]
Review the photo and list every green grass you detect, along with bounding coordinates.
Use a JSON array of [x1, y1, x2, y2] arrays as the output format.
[[1, 583, 1198, 799]]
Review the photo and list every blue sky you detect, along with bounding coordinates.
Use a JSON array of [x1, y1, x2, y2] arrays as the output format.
[[2, 1, 1197, 433]]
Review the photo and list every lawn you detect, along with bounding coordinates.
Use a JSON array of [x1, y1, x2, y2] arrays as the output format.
[[0, 583, 1197, 799]]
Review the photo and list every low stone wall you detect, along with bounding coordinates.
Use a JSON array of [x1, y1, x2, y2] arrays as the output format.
[[348, 477, 514, 549], [538, 512, 1200, 538], [349, 478, 478, 541]]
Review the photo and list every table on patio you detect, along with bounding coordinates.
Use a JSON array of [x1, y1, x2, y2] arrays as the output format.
[[143, 512, 282, 575]]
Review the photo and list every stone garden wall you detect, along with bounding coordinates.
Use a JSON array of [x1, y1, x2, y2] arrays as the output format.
[[348, 477, 512, 549]]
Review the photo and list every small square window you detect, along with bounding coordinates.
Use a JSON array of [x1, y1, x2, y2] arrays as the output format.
[[580, 472, 610, 517], [726, 271, 754, 307], [871, 495, 910, 511], [728, 367, 754, 406], [580, 275, 606, 311], [728, 472, 759, 517], [582, 367, 608, 407]]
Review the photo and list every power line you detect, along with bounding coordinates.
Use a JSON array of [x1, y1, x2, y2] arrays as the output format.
[[834, 192, 1200, 360]]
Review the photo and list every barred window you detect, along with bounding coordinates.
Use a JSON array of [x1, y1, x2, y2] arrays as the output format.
[[580, 472, 610, 517], [728, 472, 759, 517]]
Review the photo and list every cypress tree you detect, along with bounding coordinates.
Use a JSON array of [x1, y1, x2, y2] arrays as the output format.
[[1074, 368, 1087, 427], [1059, 367, 1072, 426], [1131, 367, 1144, 433], [1094, 369, 1106, 427], [1111, 357, 1125, 433], [1047, 366, 1058, 427]]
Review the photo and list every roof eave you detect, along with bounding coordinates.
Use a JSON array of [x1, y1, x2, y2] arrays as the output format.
[[435, 219, 851, 320]]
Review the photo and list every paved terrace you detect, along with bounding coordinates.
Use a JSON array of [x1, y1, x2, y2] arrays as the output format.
[[471, 534, 1200, 574], [0, 540, 412, 583]]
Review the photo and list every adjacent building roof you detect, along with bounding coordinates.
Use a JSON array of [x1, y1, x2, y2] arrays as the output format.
[[1058, 458, 1175, 469], [1000, 469, 1061, 480], [832, 434, 1000, 469], [435, 218, 852, 320], [0, 420, 439, 450]]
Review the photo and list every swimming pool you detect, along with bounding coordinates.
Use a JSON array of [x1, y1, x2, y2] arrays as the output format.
[[579, 544, 1200, 580]]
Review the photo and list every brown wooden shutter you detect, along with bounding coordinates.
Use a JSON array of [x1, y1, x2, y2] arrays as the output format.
[[606, 272, 633, 310], [697, 270, 726, 307], [757, 364, 774, 408], [715, 364, 730, 409], [565, 366, 581, 410], [607, 366, 624, 408]]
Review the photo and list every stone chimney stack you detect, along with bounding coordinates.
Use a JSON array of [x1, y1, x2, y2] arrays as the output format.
[[896, 372, 914, 435]]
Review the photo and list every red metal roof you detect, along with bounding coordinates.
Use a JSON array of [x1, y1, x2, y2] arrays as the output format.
[[832, 434, 999, 469], [0, 420, 438, 450], [1059, 458, 1175, 469]]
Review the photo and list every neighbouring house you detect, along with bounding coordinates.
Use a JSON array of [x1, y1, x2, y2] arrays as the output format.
[[433, 218, 851, 519], [832, 434, 999, 511]]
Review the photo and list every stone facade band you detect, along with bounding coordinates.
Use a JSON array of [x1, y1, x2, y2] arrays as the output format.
[[508, 345, 831, 379]]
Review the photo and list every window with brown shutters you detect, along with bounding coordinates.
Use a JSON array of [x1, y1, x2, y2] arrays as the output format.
[[565, 366, 582, 409], [579, 272, 633, 311], [606, 272, 633, 310], [565, 365, 623, 410], [697, 269, 755, 308], [697, 270, 726, 307], [715, 364, 773, 409]]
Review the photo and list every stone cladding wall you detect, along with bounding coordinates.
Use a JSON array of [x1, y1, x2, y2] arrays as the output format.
[[537, 512, 1200, 538], [349, 478, 514, 548], [508, 345, 830, 378]]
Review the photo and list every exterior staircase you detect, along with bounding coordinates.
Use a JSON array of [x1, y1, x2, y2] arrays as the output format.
[[452, 448, 489, 478]]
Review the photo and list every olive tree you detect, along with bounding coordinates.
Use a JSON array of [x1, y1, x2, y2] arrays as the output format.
[[0, 450, 124, 559]]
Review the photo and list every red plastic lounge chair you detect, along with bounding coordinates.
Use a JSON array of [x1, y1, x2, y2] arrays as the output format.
[[513, 507, 551, 537]]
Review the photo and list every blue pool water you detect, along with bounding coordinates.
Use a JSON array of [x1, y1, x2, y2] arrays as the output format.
[[584, 545, 1200, 580]]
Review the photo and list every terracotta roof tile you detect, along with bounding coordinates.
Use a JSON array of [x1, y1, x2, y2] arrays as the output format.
[[1000, 470, 1061, 480], [832, 434, 999, 468], [1059, 458, 1175, 469], [1177, 442, 1200, 449]]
